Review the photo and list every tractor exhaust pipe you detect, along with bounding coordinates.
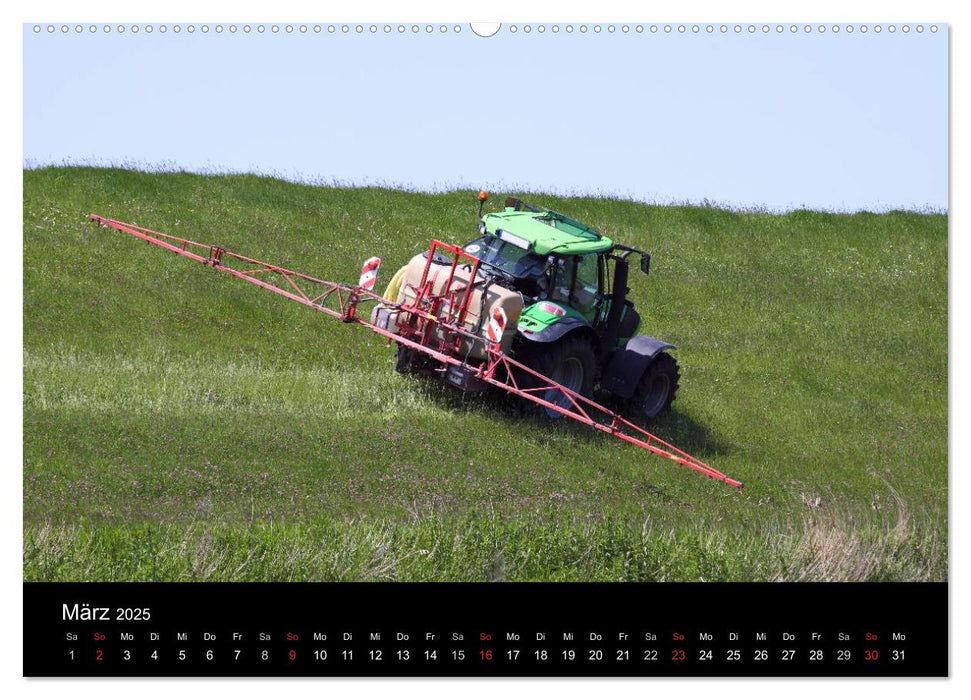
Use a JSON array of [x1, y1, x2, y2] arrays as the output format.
[[601, 256, 629, 360]]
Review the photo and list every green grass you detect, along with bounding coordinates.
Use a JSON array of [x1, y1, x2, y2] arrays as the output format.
[[23, 167, 947, 581]]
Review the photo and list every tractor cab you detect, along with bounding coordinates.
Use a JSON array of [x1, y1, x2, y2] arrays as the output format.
[[464, 196, 651, 345]]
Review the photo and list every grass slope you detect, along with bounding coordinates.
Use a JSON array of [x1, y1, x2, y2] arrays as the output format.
[[23, 167, 947, 581]]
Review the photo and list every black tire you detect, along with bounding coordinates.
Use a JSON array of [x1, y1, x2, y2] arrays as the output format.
[[632, 352, 680, 420], [516, 335, 596, 419], [394, 343, 413, 374]]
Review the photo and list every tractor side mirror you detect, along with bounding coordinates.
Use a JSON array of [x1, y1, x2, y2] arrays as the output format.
[[640, 253, 651, 275]]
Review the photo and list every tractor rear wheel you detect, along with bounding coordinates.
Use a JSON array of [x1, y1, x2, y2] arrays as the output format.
[[633, 352, 680, 420], [518, 336, 596, 418]]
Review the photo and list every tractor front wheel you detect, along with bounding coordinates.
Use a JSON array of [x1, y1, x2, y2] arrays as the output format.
[[518, 336, 596, 419], [633, 352, 680, 420]]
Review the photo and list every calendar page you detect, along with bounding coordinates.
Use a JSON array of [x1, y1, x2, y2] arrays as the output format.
[[21, 9, 949, 680]]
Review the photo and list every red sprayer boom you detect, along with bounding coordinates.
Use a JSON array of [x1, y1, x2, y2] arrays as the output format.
[[89, 214, 742, 491]]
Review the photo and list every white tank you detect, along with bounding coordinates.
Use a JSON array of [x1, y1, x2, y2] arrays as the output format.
[[391, 252, 523, 358]]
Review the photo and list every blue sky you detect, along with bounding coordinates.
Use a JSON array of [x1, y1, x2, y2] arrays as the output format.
[[23, 22, 947, 212]]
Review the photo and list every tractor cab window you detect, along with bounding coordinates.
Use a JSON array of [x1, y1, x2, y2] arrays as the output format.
[[549, 254, 602, 322], [574, 254, 601, 318], [464, 235, 549, 297], [548, 257, 572, 305]]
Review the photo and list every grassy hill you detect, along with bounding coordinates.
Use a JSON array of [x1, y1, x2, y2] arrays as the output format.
[[22, 167, 947, 581]]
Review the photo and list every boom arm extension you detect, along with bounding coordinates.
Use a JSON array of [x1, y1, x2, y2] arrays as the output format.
[[90, 214, 742, 491]]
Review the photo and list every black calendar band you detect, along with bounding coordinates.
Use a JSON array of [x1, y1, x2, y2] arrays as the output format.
[[24, 581, 947, 677]]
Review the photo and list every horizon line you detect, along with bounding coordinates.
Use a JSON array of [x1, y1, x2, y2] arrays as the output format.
[[22, 158, 949, 217]]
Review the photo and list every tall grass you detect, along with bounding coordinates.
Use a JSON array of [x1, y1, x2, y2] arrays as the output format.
[[24, 506, 943, 582]]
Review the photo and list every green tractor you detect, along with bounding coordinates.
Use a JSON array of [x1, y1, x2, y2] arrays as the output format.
[[467, 195, 679, 420], [384, 194, 680, 421]]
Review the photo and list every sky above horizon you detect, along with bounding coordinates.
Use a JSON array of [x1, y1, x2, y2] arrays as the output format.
[[23, 22, 948, 212]]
